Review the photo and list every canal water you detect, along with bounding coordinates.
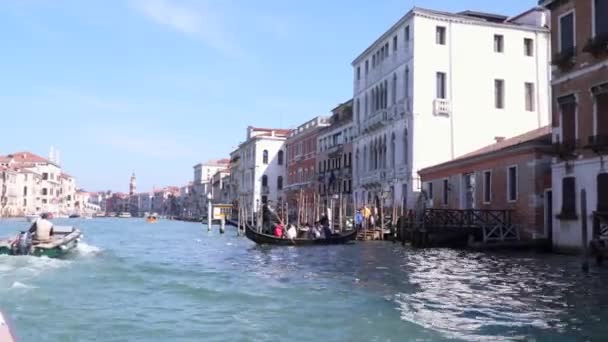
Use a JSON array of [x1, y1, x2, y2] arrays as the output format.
[[1, 218, 608, 341]]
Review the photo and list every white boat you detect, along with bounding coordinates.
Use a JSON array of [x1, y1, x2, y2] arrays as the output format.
[[0, 311, 15, 342], [118, 212, 132, 218], [25, 214, 39, 223]]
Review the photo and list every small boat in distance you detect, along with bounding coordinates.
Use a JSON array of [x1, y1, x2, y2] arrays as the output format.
[[118, 212, 132, 218], [146, 213, 158, 223], [245, 225, 357, 246], [69, 214, 81, 219], [0, 226, 82, 258]]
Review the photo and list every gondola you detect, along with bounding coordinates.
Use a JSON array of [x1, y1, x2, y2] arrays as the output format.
[[245, 224, 357, 246]]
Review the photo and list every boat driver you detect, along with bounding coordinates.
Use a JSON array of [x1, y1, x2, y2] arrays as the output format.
[[28, 214, 54, 243]]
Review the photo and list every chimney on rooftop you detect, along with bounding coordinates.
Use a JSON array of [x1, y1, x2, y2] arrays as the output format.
[[494, 136, 506, 143]]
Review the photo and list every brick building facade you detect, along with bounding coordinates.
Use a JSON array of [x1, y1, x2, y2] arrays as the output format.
[[284, 117, 329, 224], [541, 0, 608, 252], [419, 127, 553, 240]]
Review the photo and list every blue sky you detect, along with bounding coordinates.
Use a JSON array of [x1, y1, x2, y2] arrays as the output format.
[[0, 0, 536, 193]]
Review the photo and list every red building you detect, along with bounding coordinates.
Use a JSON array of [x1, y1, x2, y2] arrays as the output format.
[[419, 126, 553, 240], [284, 116, 330, 224], [540, 0, 608, 252]]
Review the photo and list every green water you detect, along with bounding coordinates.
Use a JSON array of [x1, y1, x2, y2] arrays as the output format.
[[1, 218, 607, 341]]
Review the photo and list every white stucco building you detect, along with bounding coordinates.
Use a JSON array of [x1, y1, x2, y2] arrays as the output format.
[[0, 151, 78, 216], [191, 159, 229, 216], [230, 126, 290, 214], [352, 7, 551, 210]]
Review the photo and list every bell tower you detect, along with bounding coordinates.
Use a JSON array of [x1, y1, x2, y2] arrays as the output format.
[[129, 173, 137, 196]]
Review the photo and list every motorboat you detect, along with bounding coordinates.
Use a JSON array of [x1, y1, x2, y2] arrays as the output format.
[[146, 213, 158, 223], [118, 212, 132, 218], [0, 226, 83, 258], [69, 214, 81, 219], [0, 311, 15, 342]]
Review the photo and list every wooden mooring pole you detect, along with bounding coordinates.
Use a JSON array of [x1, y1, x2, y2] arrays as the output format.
[[581, 189, 590, 272]]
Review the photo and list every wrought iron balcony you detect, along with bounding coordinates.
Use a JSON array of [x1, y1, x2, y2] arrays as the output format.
[[552, 46, 577, 71], [433, 99, 451, 117], [587, 134, 608, 154], [553, 139, 580, 160], [583, 33, 608, 58]]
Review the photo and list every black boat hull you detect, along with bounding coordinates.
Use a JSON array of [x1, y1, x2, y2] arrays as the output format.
[[245, 225, 357, 246]]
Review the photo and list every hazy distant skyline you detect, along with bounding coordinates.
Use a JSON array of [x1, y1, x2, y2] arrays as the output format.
[[0, 0, 536, 193]]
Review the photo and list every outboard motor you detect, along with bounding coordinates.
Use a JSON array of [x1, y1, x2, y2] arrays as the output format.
[[14, 231, 32, 256]]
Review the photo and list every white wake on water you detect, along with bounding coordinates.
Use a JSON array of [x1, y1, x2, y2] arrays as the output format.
[[75, 242, 102, 257]]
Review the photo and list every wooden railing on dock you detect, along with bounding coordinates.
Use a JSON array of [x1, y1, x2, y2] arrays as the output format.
[[399, 208, 519, 248]]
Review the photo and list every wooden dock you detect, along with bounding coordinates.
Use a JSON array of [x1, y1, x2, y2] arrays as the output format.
[[398, 209, 526, 249]]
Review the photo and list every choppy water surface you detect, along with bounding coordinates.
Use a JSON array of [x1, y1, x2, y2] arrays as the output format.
[[1, 218, 607, 341]]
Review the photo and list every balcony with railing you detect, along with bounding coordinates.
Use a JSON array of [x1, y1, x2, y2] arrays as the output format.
[[360, 172, 381, 186], [553, 139, 580, 160], [433, 99, 451, 117], [587, 134, 608, 154]]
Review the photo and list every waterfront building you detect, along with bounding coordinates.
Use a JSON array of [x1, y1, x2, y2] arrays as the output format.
[[284, 117, 330, 223], [231, 126, 290, 215], [89, 191, 111, 213], [60, 173, 77, 213], [192, 159, 230, 217], [227, 149, 242, 212], [316, 100, 356, 218], [74, 190, 101, 214], [351, 7, 551, 213], [138, 192, 153, 216], [540, 0, 608, 252], [211, 169, 231, 204], [419, 126, 553, 240], [151, 187, 180, 216], [0, 151, 78, 216], [105, 193, 129, 215]]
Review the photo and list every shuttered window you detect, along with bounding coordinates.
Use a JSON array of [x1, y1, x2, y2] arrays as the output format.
[[598, 173, 608, 212], [561, 177, 577, 218], [597, 93, 608, 135], [560, 12, 574, 52], [596, 0, 608, 36], [558, 95, 577, 142]]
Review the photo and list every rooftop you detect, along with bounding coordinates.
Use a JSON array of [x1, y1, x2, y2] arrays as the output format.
[[419, 126, 552, 174], [352, 6, 548, 65]]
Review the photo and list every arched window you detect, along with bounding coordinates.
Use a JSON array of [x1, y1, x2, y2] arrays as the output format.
[[356, 99, 360, 124], [277, 150, 284, 165], [262, 175, 268, 187], [384, 80, 388, 109], [263, 150, 269, 164], [383, 134, 387, 169], [391, 133, 396, 167], [364, 93, 369, 116], [371, 88, 376, 112], [392, 73, 397, 105], [363, 145, 368, 172], [403, 128, 409, 166], [355, 148, 360, 174]]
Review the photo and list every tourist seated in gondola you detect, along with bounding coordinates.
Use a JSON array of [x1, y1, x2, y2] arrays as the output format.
[[286, 225, 297, 240], [273, 222, 284, 238]]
